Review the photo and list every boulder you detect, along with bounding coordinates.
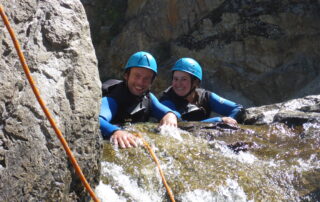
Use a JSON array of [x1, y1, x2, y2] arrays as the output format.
[[243, 94, 320, 125], [0, 0, 101, 201]]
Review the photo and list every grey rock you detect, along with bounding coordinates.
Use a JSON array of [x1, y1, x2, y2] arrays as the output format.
[[0, 0, 101, 201], [243, 95, 320, 125], [83, 0, 320, 107]]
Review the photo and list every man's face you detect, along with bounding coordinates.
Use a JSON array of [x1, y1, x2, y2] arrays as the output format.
[[125, 67, 154, 96]]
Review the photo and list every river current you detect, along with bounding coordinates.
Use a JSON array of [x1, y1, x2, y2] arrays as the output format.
[[95, 122, 320, 201]]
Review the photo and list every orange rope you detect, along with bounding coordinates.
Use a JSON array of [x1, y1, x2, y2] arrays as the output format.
[[133, 132, 176, 202], [0, 5, 100, 202]]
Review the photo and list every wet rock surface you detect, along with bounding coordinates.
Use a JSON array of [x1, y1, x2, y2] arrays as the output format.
[[99, 119, 320, 201], [97, 95, 320, 201]]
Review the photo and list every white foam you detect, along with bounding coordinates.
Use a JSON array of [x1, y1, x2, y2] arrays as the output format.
[[303, 122, 320, 131], [180, 179, 250, 202], [158, 125, 187, 141], [212, 140, 257, 164], [97, 161, 162, 202], [95, 181, 126, 202]]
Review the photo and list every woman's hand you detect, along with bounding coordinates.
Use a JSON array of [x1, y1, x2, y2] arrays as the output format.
[[221, 117, 238, 125], [159, 112, 178, 127]]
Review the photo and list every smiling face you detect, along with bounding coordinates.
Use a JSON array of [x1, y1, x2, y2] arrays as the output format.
[[172, 71, 193, 97], [124, 67, 154, 96]]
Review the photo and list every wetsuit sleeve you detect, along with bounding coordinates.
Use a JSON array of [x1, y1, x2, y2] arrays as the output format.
[[150, 93, 181, 120], [202, 117, 222, 123], [202, 92, 242, 122], [99, 97, 121, 139]]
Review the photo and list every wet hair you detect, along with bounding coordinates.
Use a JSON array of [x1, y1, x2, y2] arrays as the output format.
[[190, 75, 201, 87]]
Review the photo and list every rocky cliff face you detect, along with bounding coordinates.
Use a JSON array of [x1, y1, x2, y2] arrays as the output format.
[[83, 0, 320, 107], [0, 0, 101, 201]]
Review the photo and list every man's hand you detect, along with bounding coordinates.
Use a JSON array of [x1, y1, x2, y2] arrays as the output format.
[[159, 112, 178, 127], [110, 130, 141, 149], [221, 117, 238, 125]]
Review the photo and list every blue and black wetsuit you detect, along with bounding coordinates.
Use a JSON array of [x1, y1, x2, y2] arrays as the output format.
[[99, 80, 179, 139], [160, 86, 243, 122]]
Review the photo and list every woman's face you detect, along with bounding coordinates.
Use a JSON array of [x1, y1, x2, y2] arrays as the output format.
[[172, 71, 192, 97]]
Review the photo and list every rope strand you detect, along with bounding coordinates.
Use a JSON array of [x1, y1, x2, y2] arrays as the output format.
[[0, 5, 100, 202], [133, 132, 176, 202]]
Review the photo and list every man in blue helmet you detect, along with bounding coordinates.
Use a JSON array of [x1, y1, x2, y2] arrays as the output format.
[[99, 51, 179, 148], [160, 58, 244, 124]]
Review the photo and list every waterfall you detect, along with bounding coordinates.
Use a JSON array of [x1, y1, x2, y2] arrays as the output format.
[[96, 122, 320, 201]]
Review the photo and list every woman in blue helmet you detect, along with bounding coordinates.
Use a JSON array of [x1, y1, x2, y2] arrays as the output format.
[[99, 51, 179, 148], [160, 58, 243, 124]]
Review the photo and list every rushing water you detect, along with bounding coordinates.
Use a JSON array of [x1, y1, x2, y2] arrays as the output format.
[[95, 122, 320, 202]]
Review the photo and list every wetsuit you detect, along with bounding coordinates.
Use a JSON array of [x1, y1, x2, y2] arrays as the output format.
[[160, 86, 243, 122], [99, 80, 179, 139]]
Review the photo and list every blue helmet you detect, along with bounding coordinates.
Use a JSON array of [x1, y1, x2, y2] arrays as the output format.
[[171, 58, 202, 81], [125, 51, 157, 74]]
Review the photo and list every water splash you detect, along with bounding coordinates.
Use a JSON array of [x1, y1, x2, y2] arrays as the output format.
[[95, 181, 126, 202], [97, 162, 162, 202], [157, 125, 187, 141], [179, 179, 249, 202], [210, 140, 257, 164]]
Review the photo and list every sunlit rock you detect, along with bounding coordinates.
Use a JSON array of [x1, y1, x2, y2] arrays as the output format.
[[0, 1, 101, 201]]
